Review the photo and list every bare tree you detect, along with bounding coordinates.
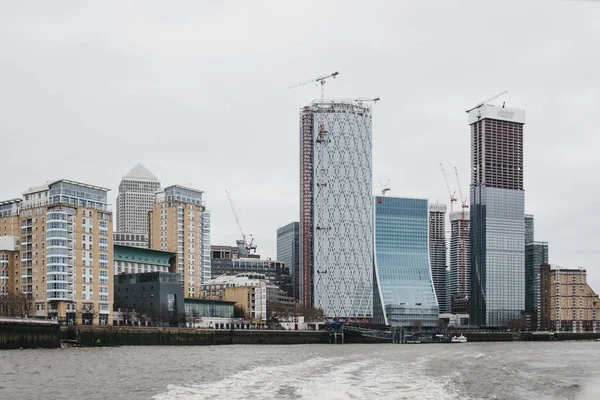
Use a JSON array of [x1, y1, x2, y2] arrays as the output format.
[[411, 319, 423, 331], [78, 303, 98, 325], [185, 308, 202, 327], [0, 291, 34, 318]]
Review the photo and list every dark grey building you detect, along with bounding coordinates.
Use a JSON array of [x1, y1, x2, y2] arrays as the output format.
[[469, 103, 526, 327], [276, 222, 300, 301], [114, 272, 184, 327]]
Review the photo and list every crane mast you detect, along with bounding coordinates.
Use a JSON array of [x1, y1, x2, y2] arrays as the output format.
[[225, 190, 257, 255]]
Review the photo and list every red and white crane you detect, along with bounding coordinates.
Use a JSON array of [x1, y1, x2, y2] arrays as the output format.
[[440, 163, 457, 212]]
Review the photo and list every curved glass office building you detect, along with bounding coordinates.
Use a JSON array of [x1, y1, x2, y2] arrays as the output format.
[[373, 196, 439, 327]]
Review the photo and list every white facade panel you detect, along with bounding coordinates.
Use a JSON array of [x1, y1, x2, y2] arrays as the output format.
[[311, 101, 373, 318], [468, 104, 526, 125]]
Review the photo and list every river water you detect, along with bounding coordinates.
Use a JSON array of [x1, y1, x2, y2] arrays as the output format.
[[1, 342, 599, 399]]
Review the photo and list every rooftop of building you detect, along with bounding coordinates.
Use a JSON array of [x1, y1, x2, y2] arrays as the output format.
[[0, 198, 22, 206], [23, 179, 110, 195], [122, 163, 159, 182], [163, 185, 204, 195], [114, 245, 176, 267], [543, 264, 586, 272], [467, 103, 526, 125]]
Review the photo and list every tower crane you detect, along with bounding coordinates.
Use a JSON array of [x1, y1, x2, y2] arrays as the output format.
[[465, 90, 508, 113], [353, 97, 380, 105], [454, 166, 469, 298], [225, 190, 257, 255], [440, 163, 457, 212], [381, 179, 391, 196], [287, 71, 339, 99]]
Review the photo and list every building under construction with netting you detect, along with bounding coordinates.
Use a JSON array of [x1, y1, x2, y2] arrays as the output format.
[[299, 100, 374, 321]]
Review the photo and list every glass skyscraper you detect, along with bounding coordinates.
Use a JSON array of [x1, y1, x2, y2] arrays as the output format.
[[277, 222, 300, 301], [469, 104, 526, 326], [373, 196, 439, 327], [524, 214, 549, 327]]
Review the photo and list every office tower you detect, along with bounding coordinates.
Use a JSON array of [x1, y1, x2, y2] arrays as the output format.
[[525, 241, 548, 320], [539, 264, 600, 332], [20, 179, 113, 325], [449, 210, 470, 313], [373, 196, 439, 327], [469, 104, 526, 326], [148, 185, 211, 298], [525, 214, 534, 244], [428, 203, 448, 313], [524, 215, 549, 328], [115, 163, 161, 248], [299, 100, 373, 319], [276, 222, 300, 300]]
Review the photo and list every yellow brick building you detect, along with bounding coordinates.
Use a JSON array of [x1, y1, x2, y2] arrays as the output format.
[[149, 185, 210, 299], [1, 180, 113, 325], [539, 264, 600, 332]]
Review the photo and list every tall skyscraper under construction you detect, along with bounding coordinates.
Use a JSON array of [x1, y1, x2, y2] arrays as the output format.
[[428, 203, 448, 313], [299, 100, 373, 320], [469, 102, 526, 326], [449, 210, 470, 313]]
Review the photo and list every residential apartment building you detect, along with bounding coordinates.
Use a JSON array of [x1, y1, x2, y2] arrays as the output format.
[[115, 163, 161, 248], [428, 203, 448, 313], [0, 199, 22, 237], [113, 232, 150, 248], [469, 104, 526, 326], [277, 222, 300, 301], [0, 236, 19, 294], [114, 244, 176, 275], [539, 264, 600, 332], [373, 196, 439, 327], [300, 100, 374, 319], [201, 273, 267, 321], [149, 185, 211, 298], [449, 210, 470, 313], [18, 179, 113, 325]]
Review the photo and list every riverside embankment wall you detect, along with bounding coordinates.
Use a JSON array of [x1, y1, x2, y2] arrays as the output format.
[[0, 319, 60, 349], [61, 326, 331, 347]]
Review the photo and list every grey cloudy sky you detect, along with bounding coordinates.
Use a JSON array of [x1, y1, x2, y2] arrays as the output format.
[[1, 1, 599, 286]]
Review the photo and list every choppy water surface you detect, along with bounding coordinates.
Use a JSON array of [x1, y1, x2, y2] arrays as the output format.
[[1, 342, 599, 399]]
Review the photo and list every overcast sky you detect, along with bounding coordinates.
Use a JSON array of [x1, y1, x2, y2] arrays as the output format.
[[1, 1, 599, 287]]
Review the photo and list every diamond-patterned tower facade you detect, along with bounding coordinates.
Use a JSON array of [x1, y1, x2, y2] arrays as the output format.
[[299, 100, 374, 319]]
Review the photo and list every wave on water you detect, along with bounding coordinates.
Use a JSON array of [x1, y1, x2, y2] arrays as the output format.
[[152, 353, 462, 400]]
